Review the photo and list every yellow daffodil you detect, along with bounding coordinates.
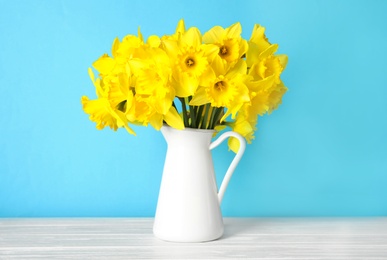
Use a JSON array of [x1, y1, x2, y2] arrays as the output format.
[[129, 48, 173, 112], [127, 40, 184, 130], [190, 59, 250, 121], [248, 48, 286, 83], [81, 20, 288, 153], [226, 79, 268, 152], [81, 96, 119, 130], [203, 22, 248, 65], [246, 24, 287, 82], [267, 81, 287, 113], [114, 34, 143, 64], [81, 68, 135, 134], [92, 54, 117, 75], [247, 55, 288, 115], [246, 24, 272, 67], [228, 116, 255, 153], [162, 20, 211, 97], [245, 23, 288, 119]]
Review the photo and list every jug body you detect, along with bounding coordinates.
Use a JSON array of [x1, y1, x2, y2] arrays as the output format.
[[153, 126, 246, 242], [153, 126, 223, 242]]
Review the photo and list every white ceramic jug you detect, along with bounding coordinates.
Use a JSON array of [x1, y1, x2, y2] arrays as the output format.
[[153, 126, 246, 242]]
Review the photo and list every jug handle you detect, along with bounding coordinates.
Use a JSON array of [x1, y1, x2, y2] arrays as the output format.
[[209, 131, 246, 204]]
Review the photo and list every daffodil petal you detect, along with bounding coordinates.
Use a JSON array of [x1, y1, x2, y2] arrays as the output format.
[[173, 73, 198, 97], [189, 87, 209, 106], [112, 37, 120, 58], [164, 106, 185, 130], [249, 24, 271, 50], [149, 113, 164, 130], [113, 110, 136, 135], [92, 54, 116, 75], [225, 22, 242, 38], [210, 55, 227, 75], [137, 27, 144, 42], [181, 27, 201, 48], [259, 44, 278, 59], [88, 67, 95, 84], [175, 19, 185, 35], [226, 59, 247, 79], [203, 26, 224, 44], [147, 35, 161, 48], [276, 54, 288, 70]]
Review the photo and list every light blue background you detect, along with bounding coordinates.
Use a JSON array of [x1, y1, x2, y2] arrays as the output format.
[[1, 0, 386, 217]]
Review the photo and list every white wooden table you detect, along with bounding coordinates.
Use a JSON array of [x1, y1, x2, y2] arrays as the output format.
[[1, 218, 386, 259]]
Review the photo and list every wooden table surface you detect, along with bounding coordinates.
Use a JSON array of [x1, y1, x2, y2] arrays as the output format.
[[0, 218, 386, 259]]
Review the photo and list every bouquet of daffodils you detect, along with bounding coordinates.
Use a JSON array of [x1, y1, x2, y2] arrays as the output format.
[[81, 19, 287, 152]]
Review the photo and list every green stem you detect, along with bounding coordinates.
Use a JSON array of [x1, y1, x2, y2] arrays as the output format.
[[201, 104, 211, 129], [208, 107, 217, 129], [190, 105, 197, 128], [210, 107, 224, 129], [196, 105, 205, 127], [179, 98, 189, 127], [188, 96, 196, 128], [216, 107, 225, 128]]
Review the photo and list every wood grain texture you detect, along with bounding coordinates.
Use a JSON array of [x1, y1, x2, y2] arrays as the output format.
[[1, 218, 387, 259]]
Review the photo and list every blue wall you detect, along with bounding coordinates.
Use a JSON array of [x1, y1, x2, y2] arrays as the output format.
[[1, 0, 386, 217]]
